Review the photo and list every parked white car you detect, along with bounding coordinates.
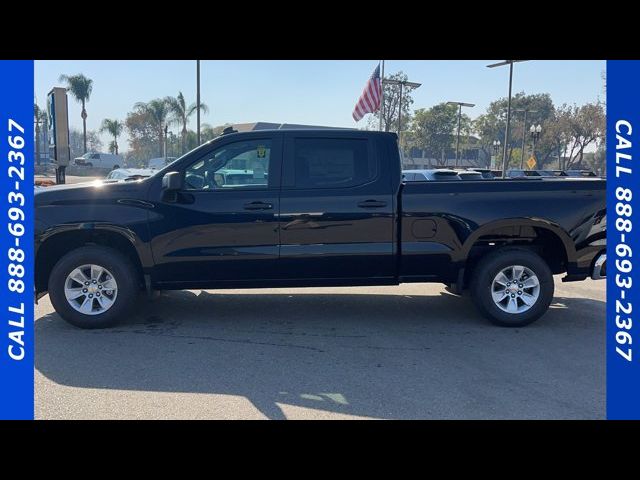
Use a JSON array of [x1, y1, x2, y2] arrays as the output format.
[[73, 152, 123, 170], [105, 168, 156, 181], [147, 157, 177, 170]]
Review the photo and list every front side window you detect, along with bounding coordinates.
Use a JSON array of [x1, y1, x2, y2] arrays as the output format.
[[293, 138, 375, 189], [184, 139, 271, 191]]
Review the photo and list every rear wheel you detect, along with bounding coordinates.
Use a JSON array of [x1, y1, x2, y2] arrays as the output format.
[[49, 246, 138, 329], [470, 247, 554, 327]]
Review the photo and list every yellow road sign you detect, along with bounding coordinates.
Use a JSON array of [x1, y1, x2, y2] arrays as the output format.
[[527, 156, 537, 170]]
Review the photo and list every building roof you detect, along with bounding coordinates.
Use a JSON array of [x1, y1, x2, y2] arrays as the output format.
[[232, 122, 352, 132]]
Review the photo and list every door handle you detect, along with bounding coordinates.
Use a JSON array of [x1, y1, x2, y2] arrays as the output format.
[[357, 200, 387, 208], [243, 201, 273, 210]]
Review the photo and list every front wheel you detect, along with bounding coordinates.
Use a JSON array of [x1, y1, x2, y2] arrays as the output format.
[[470, 247, 554, 327], [48, 246, 139, 329]]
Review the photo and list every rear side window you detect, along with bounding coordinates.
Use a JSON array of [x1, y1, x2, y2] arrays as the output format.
[[293, 138, 375, 189]]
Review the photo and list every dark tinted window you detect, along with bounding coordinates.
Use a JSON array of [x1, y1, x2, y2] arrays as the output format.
[[294, 138, 375, 189]]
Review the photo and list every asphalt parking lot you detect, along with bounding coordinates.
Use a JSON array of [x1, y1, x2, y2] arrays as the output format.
[[34, 277, 605, 419]]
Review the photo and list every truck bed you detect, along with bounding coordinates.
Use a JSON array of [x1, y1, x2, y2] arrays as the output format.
[[400, 178, 606, 283]]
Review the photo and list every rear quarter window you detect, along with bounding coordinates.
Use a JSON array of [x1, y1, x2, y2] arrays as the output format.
[[293, 138, 376, 189]]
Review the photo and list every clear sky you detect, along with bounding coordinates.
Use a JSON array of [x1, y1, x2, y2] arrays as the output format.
[[35, 60, 605, 153]]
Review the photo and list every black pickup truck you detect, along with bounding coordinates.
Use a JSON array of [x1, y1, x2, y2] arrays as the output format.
[[35, 129, 606, 329]]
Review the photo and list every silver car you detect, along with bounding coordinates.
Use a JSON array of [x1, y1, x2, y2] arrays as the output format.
[[403, 169, 461, 182]]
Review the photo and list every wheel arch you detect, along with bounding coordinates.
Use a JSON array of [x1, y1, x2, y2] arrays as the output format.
[[458, 218, 576, 283], [36, 225, 147, 295]]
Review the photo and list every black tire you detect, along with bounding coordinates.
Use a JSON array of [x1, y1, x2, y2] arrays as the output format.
[[470, 247, 554, 327], [48, 246, 139, 329], [85, 162, 93, 167]]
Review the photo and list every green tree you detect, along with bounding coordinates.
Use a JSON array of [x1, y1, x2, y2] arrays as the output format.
[[167, 92, 209, 154], [132, 98, 171, 157], [201, 123, 230, 142], [59, 73, 93, 154], [559, 102, 605, 170], [99, 119, 124, 155], [68, 128, 102, 160], [409, 103, 462, 166], [475, 92, 555, 170]]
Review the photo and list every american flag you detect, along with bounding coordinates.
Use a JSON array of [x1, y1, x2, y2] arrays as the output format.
[[352, 63, 382, 122]]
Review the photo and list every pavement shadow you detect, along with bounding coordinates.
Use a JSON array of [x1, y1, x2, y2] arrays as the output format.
[[35, 290, 605, 419]]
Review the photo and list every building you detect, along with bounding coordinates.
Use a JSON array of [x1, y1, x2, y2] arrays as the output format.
[[403, 142, 491, 169]]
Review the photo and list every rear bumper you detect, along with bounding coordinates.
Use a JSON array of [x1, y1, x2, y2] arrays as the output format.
[[591, 253, 606, 280]]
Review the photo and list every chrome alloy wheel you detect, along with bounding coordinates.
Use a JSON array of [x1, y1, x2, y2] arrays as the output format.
[[491, 265, 540, 314], [64, 264, 118, 315]]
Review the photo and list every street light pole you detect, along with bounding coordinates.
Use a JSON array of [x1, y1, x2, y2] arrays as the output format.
[[503, 63, 513, 175], [516, 109, 538, 169], [492, 140, 501, 170], [397, 82, 404, 138], [530, 124, 542, 167], [487, 60, 529, 177], [164, 124, 168, 163], [196, 60, 201, 146], [383, 78, 422, 147], [447, 101, 475, 167]]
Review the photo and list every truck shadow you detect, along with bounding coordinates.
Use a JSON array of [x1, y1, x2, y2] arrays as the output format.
[[35, 290, 605, 419]]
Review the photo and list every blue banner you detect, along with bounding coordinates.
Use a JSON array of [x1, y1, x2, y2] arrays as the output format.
[[0, 60, 34, 420], [607, 60, 640, 419]]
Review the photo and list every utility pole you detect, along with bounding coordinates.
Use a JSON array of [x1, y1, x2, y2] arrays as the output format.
[[516, 109, 538, 168], [379, 60, 385, 131], [487, 60, 529, 177], [383, 77, 421, 146], [447, 101, 475, 167], [196, 60, 201, 146], [164, 124, 168, 162]]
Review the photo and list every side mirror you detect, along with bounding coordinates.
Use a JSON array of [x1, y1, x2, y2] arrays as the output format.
[[162, 171, 183, 191]]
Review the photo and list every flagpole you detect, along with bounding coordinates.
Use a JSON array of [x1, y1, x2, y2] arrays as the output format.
[[379, 60, 385, 131]]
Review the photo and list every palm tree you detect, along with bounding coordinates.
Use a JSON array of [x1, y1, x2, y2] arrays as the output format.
[[167, 91, 209, 154], [59, 73, 93, 154], [99, 119, 123, 155], [134, 98, 171, 157]]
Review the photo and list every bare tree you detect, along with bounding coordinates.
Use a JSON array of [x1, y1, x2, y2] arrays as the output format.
[[366, 71, 417, 133]]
